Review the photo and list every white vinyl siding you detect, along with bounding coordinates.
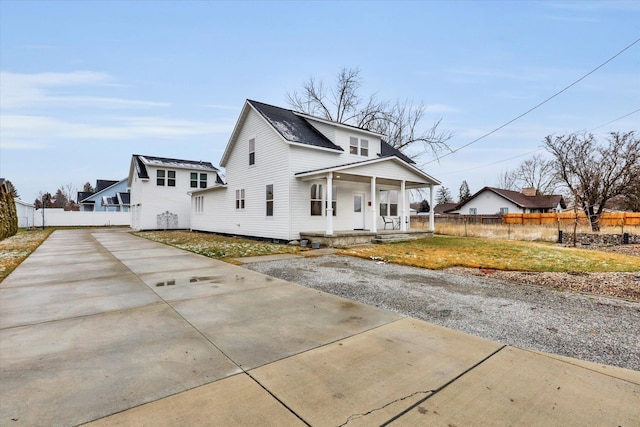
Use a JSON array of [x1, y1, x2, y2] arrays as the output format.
[[190, 108, 291, 240], [132, 164, 215, 231], [450, 191, 523, 215]]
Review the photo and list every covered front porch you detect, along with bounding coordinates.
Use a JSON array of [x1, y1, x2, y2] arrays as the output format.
[[294, 156, 440, 241]]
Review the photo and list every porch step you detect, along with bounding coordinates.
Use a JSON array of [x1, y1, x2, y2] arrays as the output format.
[[371, 233, 417, 244]]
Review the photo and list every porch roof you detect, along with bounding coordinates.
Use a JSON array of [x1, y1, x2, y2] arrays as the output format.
[[294, 156, 440, 188]]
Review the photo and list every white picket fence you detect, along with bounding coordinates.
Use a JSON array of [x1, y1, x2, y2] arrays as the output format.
[[34, 209, 131, 227]]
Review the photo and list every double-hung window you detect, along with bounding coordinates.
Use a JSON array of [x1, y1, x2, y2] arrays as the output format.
[[310, 184, 323, 216], [157, 170, 176, 187], [249, 138, 255, 165], [266, 184, 274, 216], [236, 189, 245, 209], [191, 173, 207, 189], [379, 190, 398, 216], [469, 208, 477, 215], [349, 137, 369, 157]]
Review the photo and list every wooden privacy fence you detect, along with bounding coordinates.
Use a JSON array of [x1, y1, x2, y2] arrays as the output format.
[[503, 212, 640, 227]]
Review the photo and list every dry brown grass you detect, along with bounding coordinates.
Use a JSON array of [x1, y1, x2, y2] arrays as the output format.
[[0, 229, 53, 282], [338, 236, 640, 273], [430, 222, 638, 242]]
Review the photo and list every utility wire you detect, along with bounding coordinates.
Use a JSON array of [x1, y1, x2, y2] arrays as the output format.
[[589, 107, 640, 131], [426, 37, 640, 165], [434, 147, 545, 176], [433, 105, 640, 176]]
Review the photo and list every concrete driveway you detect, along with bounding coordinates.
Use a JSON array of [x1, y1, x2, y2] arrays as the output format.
[[1, 229, 638, 426]]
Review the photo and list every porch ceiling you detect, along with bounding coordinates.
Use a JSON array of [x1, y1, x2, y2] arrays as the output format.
[[298, 172, 432, 189]]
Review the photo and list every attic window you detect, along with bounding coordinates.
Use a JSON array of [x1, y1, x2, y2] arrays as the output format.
[[350, 137, 369, 157], [156, 170, 175, 186], [350, 137, 358, 155], [249, 138, 255, 165], [191, 173, 207, 189]]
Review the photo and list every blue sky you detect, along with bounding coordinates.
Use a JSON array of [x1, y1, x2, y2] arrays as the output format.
[[1, 0, 639, 205]]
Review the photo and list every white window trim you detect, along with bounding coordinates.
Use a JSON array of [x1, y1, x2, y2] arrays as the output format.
[[349, 136, 369, 157], [236, 189, 245, 210]]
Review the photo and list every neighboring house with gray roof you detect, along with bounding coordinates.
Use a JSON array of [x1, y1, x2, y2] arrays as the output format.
[[77, 179, 130, 212], [128, 155, 223, 230], [189, 99, 440, 241], [449, 187, 566, 215]]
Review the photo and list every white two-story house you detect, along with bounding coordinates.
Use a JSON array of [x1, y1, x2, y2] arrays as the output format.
[[189, 100, 440, 243], [128, 155, 223, 231]]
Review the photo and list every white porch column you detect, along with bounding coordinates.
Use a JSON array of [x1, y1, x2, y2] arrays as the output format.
[[429, 184, 435, 232], [370, 176, 377, 233], [326, 172, 334, 235], [400, 180, 407, 232]]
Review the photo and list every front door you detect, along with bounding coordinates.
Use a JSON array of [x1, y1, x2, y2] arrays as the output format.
[[353, 193, 365, 230]]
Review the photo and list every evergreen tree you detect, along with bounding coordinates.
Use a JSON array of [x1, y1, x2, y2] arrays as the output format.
[[436, 187, 453, 205], [458, 180, 471, 203], [419, 199, 430, 213]]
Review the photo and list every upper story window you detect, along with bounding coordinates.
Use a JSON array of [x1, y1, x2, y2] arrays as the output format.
[[191, 173, 207, 189], [157, 170, 176, 187], [349, 137, 369, 157], [249, 138, 256, 165], [266, 184, 274, 217]]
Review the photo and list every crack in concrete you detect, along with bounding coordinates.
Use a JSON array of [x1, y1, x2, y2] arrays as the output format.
[[338, 390, 433, 427], [339, 345, 508, 427]]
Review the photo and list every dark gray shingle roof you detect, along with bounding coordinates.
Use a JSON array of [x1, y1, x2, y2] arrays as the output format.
[[379, 139, 416, 164], [132, 155, 218, 179], [248, 100, 343, 151]]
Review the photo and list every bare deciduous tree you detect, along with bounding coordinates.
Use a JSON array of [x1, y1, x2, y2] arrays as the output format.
[[495, 154, 561, 195], [287, 67, 453, 159], [496, 169, 519, 191], [544, 131, 640, 231], [516, 154, 561, 195]]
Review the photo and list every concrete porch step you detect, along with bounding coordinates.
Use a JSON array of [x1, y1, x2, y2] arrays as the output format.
[[371, 233, 417, 244]]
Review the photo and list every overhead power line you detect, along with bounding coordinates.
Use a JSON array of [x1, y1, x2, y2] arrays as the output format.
[[432, 106, 640, 177], [426, 37, 640, 165], [589, 108, 640, 131]]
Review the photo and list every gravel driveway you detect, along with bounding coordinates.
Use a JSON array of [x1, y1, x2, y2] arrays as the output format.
[[244, 254, 640, 371]]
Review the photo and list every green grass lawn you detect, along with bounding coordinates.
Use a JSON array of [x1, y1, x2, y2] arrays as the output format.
[[338, 236, 640, 273]]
